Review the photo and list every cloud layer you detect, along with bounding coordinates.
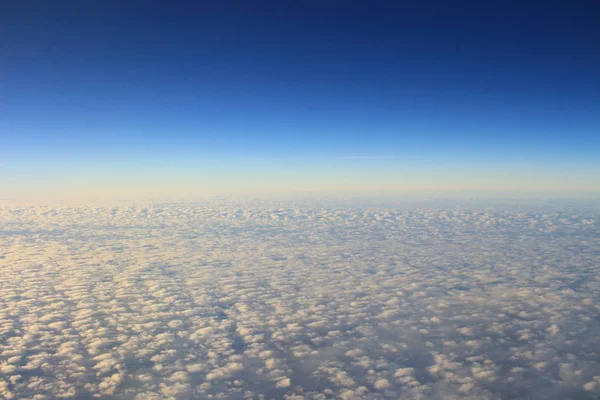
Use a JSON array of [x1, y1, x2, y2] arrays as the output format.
[[0, 202, 599, 399]]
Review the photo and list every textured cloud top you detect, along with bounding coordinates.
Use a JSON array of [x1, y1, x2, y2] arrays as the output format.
[[0, 202, 599, 399]]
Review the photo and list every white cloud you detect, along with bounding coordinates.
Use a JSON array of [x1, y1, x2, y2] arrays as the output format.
[[0, 202, 598, 399], [276, 377, 291, 388]]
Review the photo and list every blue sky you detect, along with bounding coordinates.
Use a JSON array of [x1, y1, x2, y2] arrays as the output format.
[[2, 1, 599, 199]]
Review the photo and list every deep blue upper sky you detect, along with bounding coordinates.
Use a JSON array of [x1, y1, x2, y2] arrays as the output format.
[[2, 1, 599, 196]]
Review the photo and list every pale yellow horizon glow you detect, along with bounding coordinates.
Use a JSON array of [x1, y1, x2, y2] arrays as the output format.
[[2, 172, 598, 203]]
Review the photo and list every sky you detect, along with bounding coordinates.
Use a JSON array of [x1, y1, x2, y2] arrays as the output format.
[[2, 1, 599, 199]]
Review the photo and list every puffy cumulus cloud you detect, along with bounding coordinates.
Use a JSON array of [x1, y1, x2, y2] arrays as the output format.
[[0, 201, 598, 399], [374, 378, 390, 390], [276, 377, 291, 388], [583, 376, 600, 392]]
